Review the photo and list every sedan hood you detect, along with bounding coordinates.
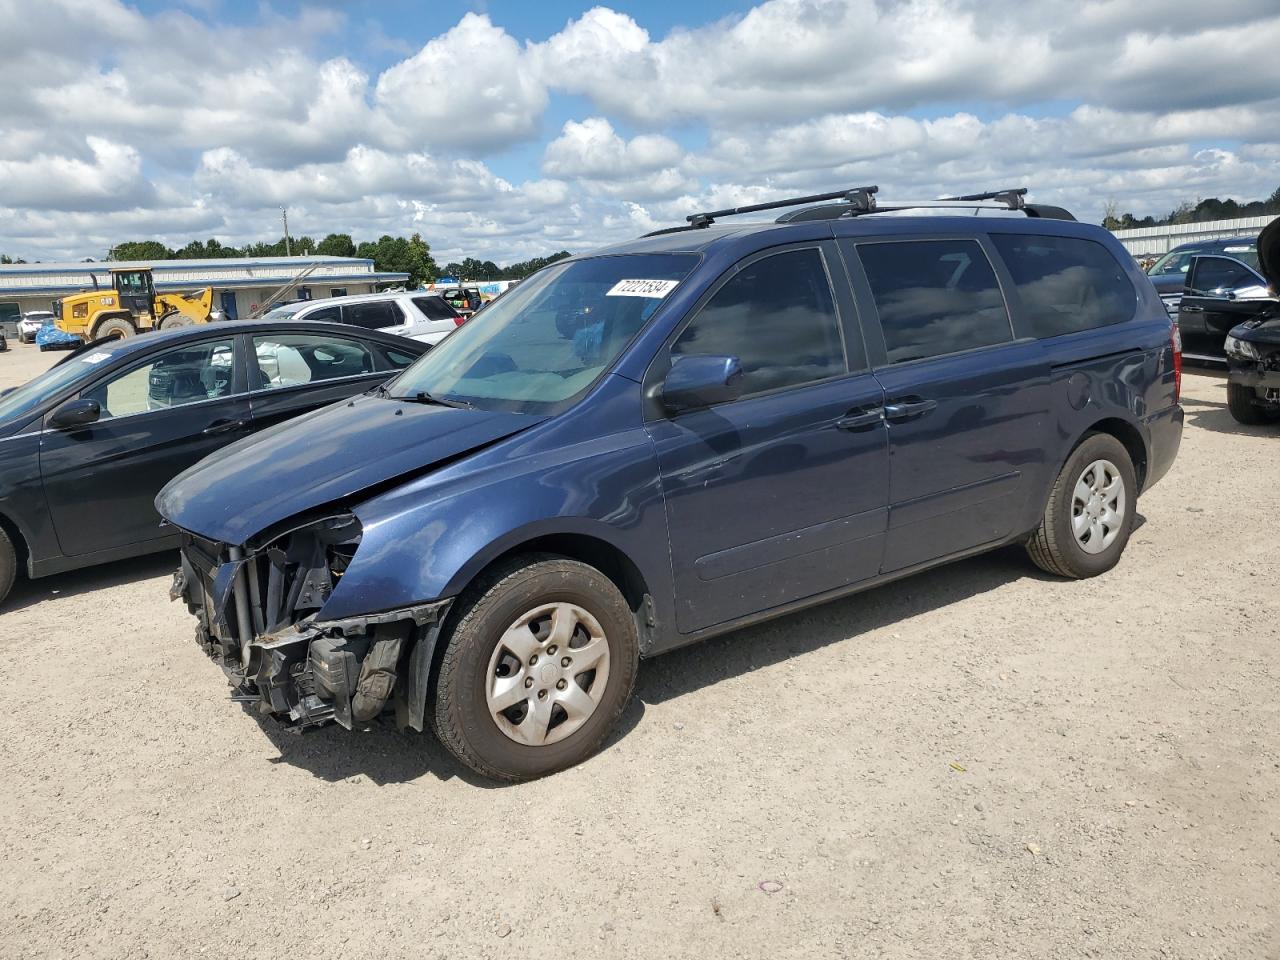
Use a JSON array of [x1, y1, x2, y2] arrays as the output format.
[[157, 394, 541, 544]]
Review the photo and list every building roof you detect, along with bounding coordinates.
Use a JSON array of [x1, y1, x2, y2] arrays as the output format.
[[0, 255, 410, 297]]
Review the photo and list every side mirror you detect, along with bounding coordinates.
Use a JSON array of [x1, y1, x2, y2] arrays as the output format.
[[661, 355, 745, 413], [49, 398, 101, 430]]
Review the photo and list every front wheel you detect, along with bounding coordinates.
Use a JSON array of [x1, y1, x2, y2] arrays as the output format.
[[93, 317, 137, 340], [1027, 433, 1137, 579], [158, 311, 196, 331], [1226, 381, 1267, 425], [0, 526, 17, 608], [431, 555, 639, 782]]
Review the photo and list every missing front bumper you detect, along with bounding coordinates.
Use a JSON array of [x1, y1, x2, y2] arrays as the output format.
[[171, 527, 452, 734]]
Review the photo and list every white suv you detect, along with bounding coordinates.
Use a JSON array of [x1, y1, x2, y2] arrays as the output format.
[[261, 291, 463, 345]]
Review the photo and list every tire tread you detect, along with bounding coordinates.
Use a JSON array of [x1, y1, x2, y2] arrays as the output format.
[[431, 554, 636, 782]]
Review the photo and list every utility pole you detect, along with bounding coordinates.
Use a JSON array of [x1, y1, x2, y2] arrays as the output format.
[[281, 207, 292, 257]]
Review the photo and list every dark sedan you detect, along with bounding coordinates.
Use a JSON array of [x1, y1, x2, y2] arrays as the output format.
[[0, 321, 427, 606]]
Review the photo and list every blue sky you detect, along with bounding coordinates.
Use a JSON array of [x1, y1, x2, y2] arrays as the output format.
[[3, 1, 1279, 263]]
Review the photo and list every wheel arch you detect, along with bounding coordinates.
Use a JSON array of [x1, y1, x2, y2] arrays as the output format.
[[0, 508, 32, 576], [1080, 416, 1148, 492], [444, 526, 657, 651]]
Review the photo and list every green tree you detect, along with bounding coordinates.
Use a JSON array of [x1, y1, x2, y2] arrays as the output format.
[[110, 240, 173, 261], [356, 233, 439, 286], [317, 233, 356, 257], [174, 238, 242, 259]]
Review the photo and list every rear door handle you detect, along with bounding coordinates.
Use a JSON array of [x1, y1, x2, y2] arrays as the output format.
[[203, 418, 248, 436], [835, 408, 883, 430], [883, 398, 937, 421]]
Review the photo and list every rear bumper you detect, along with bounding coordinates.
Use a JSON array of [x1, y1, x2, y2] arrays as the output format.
[[1141, 403, 1183, 494]]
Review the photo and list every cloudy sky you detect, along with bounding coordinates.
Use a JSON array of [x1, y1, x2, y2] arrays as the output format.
[[2, 0, 1279, 264]]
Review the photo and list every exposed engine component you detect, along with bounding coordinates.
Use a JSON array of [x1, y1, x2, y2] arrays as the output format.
[[171, 514, 451, 733]]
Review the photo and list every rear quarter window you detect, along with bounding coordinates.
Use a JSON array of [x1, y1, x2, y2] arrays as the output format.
[[991, 234, 1136, 338]]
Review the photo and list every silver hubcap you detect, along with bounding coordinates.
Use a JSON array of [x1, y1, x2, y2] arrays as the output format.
[[1071, 458, 1125, 554], [485, 602, 611, 747]]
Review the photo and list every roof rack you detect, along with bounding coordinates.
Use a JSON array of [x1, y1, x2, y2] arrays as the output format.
[[643, 185, 1074, 237]]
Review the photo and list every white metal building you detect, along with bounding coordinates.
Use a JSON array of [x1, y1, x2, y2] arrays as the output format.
[[0, 256, 410, 332], [1111, 215, 1278, 257]]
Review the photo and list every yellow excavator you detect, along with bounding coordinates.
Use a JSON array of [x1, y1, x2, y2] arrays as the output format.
[[55, 268, 221, 340]]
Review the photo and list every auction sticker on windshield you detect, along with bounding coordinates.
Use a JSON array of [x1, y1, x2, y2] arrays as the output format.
[[606, 279, 681, 298], [80, 353, 112, 364]]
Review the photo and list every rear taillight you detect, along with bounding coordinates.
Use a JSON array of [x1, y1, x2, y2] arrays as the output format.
[[1171, 323, 1182, 402], [452, 316, 466, 327]]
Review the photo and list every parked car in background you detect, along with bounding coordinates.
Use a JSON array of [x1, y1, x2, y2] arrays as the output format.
[[1221, 217, 1280, 424], [159, 185, 1182, 782], [260, 291, 463, 345], [1175, 254, 1271, 360], [1146, 235, 1260, 318], [0, 321, 427, 607], [434, 285, 484, 317], [18, 311, 55, 343]]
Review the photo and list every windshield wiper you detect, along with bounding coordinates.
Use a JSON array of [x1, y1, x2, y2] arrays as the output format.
[[396, 390, 473, 409]]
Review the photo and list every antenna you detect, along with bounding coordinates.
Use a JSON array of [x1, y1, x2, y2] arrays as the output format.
[[281, 207, 292, 257]]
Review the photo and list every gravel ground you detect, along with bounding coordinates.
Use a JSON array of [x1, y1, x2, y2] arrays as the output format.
[[1, 340, 1277, 959]]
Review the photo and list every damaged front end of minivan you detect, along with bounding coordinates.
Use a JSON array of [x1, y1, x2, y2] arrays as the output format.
[[170, 513, 451, 733]]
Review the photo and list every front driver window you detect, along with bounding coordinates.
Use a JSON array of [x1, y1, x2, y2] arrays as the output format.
[[671, 248, 846, 395], [84, 339, 235, 419]]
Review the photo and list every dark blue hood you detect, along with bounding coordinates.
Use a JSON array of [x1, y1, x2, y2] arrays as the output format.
[[157, 394, 541, 544]]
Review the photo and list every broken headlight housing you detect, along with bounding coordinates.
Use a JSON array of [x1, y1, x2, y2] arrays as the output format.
[[1224, 335, 1260, 361]]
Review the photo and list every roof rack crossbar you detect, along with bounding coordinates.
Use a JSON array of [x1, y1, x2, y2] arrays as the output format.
[[687, 185, 879, 228], [941, 187, 1027, 209]]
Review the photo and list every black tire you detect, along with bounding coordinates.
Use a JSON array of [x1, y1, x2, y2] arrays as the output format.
[[93, 316, 136, 340], [1026, 432, 1137, 579], [0, 526, 17, 608], [158, 311, 196, 330], [431, 554, 639, 782], [1226, 381, 1266, 425]]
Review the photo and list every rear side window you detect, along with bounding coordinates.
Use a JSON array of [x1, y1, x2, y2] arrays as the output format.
[[857, 239, 1012, 363], [1186, 256, 1262, 296], [672, 248, 845, 395], [412, 296, 459, 321], [343, 301, 402, 329], [991, 234, 1135, 338]]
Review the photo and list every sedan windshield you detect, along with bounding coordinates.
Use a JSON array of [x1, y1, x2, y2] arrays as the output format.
[[0, 343, 129, 423], [389, 254, 697, 412]]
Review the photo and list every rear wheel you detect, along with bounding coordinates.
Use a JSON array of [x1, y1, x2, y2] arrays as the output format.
[[158, 311, 196, 330], [1027, 433, 1136, 579], [431, 555, 639, 782], [0, 527, 17, 608], [93, 316, 137, 340], [1226, 381, 1266, 425]]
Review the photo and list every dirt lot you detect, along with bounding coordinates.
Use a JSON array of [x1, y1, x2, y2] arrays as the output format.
[[1, 339, 1276, 959]]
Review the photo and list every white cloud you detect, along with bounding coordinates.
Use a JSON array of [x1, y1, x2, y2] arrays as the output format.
[[374, 13, 548, 152], [543, 118, 683, 180], [2, 0, 1279, 265]]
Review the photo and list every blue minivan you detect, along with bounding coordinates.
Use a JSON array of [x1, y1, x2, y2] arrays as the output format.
[[159, 187, 1184, 781]]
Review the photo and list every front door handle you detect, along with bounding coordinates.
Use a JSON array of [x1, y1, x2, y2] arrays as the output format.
[[1179, 304, 1204, 313], [203, 418, 248, 436], [883, 398, 937, 421], [835, 408, 883, 430]]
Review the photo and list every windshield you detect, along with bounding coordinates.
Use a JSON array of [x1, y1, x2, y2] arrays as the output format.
[[389, 254, 698, 412], [0, 342, 128, 423], [262, 306, 302, 320]]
